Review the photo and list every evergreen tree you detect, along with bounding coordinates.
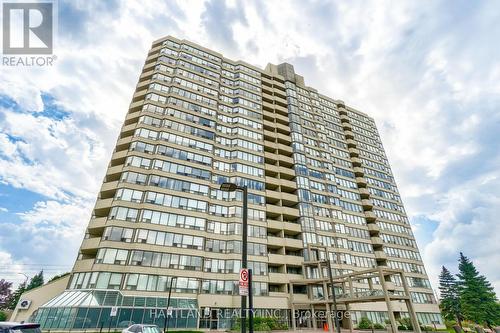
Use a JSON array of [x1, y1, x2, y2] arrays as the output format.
[[456, 253, 500, 326], [26, 270, 44, 291], [7, 282, 26, 310], [438, 266, 462, 326]]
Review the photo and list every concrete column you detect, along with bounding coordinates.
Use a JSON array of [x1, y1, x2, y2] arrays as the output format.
[[346, 303, 353, 333], [405, 300, 421, 333], [379, 269, 398, 333], [400, 272, 421, 333], [326, 302, 334, 333], [289, 282, 297, 331], [312, 304, 317, 329]]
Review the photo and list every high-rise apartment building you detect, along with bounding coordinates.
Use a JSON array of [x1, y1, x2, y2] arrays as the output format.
[[13, 36, 443, 330]]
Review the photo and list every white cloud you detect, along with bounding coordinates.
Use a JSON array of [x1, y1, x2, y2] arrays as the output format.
[[0, 199, 90, 284]]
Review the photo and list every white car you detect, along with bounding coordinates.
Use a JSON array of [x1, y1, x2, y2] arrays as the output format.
[[122, 324, 161, 333]]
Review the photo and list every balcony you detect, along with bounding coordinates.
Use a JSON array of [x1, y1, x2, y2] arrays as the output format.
[[106, 165, 123, 178], [266, 236, 302, 250], [279, 178, 297, 190], [264, 151, 278, 163], [351, 157, 362, 167], [87, 217, 107, 233], [100, 181, 119, 193], [274, 105, 289, 116], [268, 254, 303, 266], [340, 114, 350, 123], [349, 147, 360, 157], [277, 132, 291, 144], [73, 259, 94, 272], [264, 140, 277, 150], [375, 251, 388, 260], [367, 224, 380, 235], [275, 122, 290, 133], [344, 130, 354, 139], [353, 167, 364, 177], [278, 155, 294, 166], [343, 124, 353, 133], [365, 211, 377, 222], [277, 143, 293, 155], [125, 110, 141, 123], [267, 236, 285, 248], [362, 199, 374, 210], [347, 139, 357, 148], [263, 119, 276, 129], [265, 164, 280, 176], [282, 193, 299, 206], [80, 237, 100, 253], [132, 89, 147, 102], [267, 219, 283, 231], [357, 188, 369, 199], [110, 149, 128, 161], [264, 129, 276, 138], [128, 100, 144, 110], [268, 272, 291, 284], [338, 107, 348, 116], [278, 166, 295, 178], [356, 177, 367, 187], [94, 198, 114, 211], [115, 136, 133, 151], [267, 220, 301, 234], [384, 281, 396, 291], [262, 101, 275, 111], [371, 236, 384, 246]]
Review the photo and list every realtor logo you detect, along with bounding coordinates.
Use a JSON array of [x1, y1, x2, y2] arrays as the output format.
[[2, 2, 53, 54]]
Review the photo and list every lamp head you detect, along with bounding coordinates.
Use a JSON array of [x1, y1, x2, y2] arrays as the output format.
[[220, 182, 238, 192]]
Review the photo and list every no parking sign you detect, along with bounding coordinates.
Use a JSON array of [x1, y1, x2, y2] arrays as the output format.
[[239, 268, 249, 296]]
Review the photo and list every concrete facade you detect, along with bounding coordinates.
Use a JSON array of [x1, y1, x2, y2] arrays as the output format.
[[15, 36, 442, 330]]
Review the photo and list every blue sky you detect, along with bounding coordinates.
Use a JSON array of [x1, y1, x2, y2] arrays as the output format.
[[0, 0, 499, 293]]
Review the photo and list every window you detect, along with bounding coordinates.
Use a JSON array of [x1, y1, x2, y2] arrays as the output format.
[[115, 189, 143, 203], [109, 207, 138, 222], [103, 227, 133, 242], [96, 248, 128, 265]]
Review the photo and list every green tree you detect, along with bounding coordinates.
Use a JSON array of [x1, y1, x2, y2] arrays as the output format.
[[26, 270, 44, 290], [438, 266, 462, 326], [0, 279, 13, 309], [7, 281, 26, 310], [456, 253, 500, 327]]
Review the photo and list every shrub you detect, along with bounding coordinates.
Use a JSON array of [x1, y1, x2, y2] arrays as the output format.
[[374, 323, 385, 329], [0, 311, 7, 321], [232, 316, 287, 331], [398, 317, 414, 330], [358, 317, 374, 329]]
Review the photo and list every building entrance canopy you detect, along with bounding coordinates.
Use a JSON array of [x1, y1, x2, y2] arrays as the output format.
[[31, 289, 198, 330]]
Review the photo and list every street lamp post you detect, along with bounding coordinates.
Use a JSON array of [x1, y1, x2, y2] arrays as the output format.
[[18, 273, 29, 285], [325, 259, 341, 333], [219, 182, 250, 333], [164, 276, 177, 333]]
